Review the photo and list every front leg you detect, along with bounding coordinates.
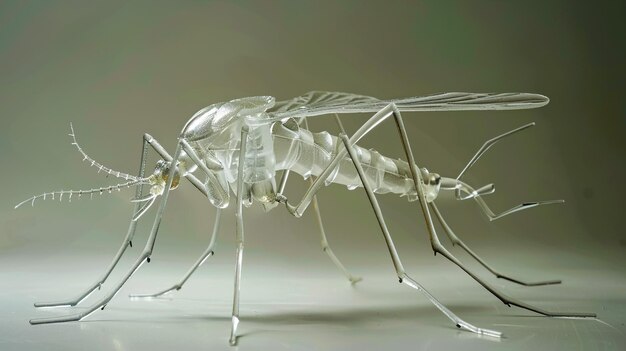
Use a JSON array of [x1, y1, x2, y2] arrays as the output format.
[[30, 139, 185, 324], [230, 126, 249, 346], [33, 133, 158, 309], [129, 209, 222, 298], [129, 137, 229, 298]]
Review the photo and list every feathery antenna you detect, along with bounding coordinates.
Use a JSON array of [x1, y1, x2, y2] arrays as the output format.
[[14, 180, 147, 209], [14, 124, 155, 209], [70, 123, 142, 182]]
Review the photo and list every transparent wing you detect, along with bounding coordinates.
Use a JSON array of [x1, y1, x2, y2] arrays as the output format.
[[266, 91, 549, 122]]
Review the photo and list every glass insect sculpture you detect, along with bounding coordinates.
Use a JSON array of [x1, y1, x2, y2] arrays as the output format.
[[17, 91, 595, 345]]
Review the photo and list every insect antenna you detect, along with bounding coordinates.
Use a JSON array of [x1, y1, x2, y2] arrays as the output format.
[[14, 179, 148, 209], [69, 123, 142, 182]]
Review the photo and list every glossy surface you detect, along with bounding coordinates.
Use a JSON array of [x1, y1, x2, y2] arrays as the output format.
[[1, 243, 623, 350], [1, 1, 623, 349]]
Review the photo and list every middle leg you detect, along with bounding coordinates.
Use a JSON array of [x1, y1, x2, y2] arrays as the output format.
[[310, 177, 362, 284], [277, 167, 361, 283], [289, 116, 361, 283], [307, 115, 361, 283]]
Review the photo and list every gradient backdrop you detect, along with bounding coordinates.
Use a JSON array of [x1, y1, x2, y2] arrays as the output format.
[[1, 1, 624, 350]]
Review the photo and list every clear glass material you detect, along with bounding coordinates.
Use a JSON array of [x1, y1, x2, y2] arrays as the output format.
[[18, 91, 595, 345]]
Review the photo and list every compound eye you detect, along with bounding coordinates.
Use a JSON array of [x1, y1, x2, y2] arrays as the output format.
[[153, 160, 167, 175], [427, 173, 441, 186], [432, 173, 441, 185], [162, 166, 181, 190], [164, 172, 180, 189], [153, 160, 180, 189]]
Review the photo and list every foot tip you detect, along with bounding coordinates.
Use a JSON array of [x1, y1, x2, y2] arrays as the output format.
[[555, 312, 597, 318], [546, 279, 562, 285], [497, 276, 562, 286], [129, 287, 177, 299], [484, 330, 503, 338], [349, 277, 363, 285], [527, 279, 562, 286], [129, 293, 153, 300], [34, 302, 74, 308]]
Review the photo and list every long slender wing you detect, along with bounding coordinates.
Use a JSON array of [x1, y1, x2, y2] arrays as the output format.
[[266, 91, 549, 121]]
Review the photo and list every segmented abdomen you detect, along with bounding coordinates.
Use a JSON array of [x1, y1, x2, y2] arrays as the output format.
[[272, 122, 417, 200]]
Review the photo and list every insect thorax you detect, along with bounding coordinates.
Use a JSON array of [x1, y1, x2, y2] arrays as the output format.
[[182, 96, 279, 208]]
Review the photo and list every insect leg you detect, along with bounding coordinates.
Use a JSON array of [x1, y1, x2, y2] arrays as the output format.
[[277, 170, 290, 197], [30, 139, 184, 324], [310, 180, 362, 284], [284, 117, 361, 283], [388, 106, 595, 318], [129, 134, 234, 298], [430, 202, 561, 286], [129, 209, 222, 298], [458, 180, 565, 221], [338, 133, 501, 337], [34, 133, 155, 308], [145, 133, 208, 197], [453, 123, 564, 221], [278, 168, 360, 282], [229, 126, 248, 346]]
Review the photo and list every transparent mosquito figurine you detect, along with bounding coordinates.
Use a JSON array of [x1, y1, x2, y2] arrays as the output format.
[[16, 91, 596, 345]]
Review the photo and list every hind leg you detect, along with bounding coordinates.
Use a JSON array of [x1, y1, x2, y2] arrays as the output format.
[[339, 133, 500, 337], [430, 202, 560, 286], [388, 105, 595, 318]]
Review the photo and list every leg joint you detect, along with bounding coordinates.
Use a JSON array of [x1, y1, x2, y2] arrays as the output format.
[[143, 133, 154, 143]]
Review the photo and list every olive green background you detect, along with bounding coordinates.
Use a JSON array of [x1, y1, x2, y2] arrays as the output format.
[[1, 1, 624, 350]]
